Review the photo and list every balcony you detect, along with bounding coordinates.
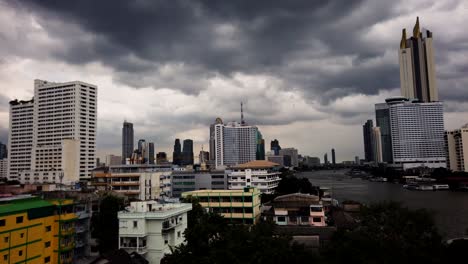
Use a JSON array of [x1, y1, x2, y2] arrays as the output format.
[[162, 221, 181, 231], [121, 245, 148, 255]]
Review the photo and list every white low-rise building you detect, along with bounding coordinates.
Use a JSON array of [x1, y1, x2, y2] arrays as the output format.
[[227, 160, 281, 194], [118, 201, 192, 263]]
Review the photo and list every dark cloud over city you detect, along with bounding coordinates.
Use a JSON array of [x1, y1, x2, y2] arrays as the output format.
[[0, 0, 467, 160]]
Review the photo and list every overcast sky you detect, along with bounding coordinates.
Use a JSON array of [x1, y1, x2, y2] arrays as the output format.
[[1, 0, 467, 162]]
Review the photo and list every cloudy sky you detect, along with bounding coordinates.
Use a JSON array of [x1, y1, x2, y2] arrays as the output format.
[[1, 0, 467, 162]]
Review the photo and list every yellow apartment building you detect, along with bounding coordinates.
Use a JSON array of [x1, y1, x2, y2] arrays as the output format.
[[182, 187, 261, 224], [0, 196, 77, 264]]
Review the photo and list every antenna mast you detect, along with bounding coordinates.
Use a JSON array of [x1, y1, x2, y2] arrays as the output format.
[[241, 102, 245, 125]]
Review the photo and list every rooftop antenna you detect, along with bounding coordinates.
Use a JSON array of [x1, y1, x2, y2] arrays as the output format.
[[241, 102, 245, 125]]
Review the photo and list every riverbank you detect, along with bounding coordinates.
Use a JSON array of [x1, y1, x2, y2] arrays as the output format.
[[298, 169, 468, 239]]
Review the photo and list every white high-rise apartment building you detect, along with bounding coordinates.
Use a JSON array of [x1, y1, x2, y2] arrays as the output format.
[[214, 120, 258, 169], [387, 97, 445, 169], [8, 79, 97, 184], [445, 125, 468, 172], [7, 99, 34, 180]]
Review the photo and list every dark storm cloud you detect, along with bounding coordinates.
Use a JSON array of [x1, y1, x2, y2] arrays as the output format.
[[10, 0, 403, 98]]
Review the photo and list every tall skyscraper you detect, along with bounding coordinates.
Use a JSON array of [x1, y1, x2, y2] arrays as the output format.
[[122, 121, 134, 164], [399, 17, 438, 102], [372, 127, 383, 163], [323, 153, 328, 165], [148, 142, 155, 164], [0, 141, 7, 159], [214, 121, 258, 168], [156, 152, 168, 164], [182, 139, 194, 165], [375, 102, 393, 163], [362, 120, 374, 162], [331, 148, 336, 165], [7, 99, 34, 181], [445, 125, 468, 172], [8, 79, 97, 183], [256, 131, 265, 160], [173, 139, 182, 165], [209, 118, 223, 163], [387, 97, 445, 169], [199, 150, 209, 164], [270, 139, 281, 155]]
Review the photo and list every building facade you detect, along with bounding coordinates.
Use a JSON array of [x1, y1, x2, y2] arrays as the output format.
[[214, 121, 258, 169], [182, 188, 261, 224], [8, 80, 97, 183], [387, 97, 445, 169], [375, 102, 393, 163], [256, 131, 265, 160], [172, 139, 182, 166], [171, 170, 227, 198], [118, 201, 192, 264], [264, 193, 326, 227], [362, 120, 374, 162], [0, 196, 78, 264], [122, 121, 134, 164], [331, 149, 336, 165], [181, 139, 194, 166], [0, 141, 6, 159], [227, 160, 280, 194], [92, 165, 172, 200], [372, 127, 383, 163], [148, 142, 155, 165], [7, 99, 34, 181], [270, 139, 281, 156], [399, 17, 438, 102], [445, 126, 468, 172], [105, 155, 122, 166], [279, 148, 299, 167], [0, 159, 8, 179]]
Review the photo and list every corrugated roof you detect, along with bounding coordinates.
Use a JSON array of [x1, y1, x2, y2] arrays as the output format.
[[0, 197, 54, 216]]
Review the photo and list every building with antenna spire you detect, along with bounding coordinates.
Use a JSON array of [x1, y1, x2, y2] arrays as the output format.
[[212, 105, 258, 169]]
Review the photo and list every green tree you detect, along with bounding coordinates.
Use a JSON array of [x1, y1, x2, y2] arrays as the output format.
[[323, 202, 443, 264], [91, 194, 125, 254]]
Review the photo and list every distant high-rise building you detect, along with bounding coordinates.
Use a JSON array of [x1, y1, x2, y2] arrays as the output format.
[[8, 79, 97, 183], [156, 152, 168, 164], [148, 142, 155, 164], [105, 155, 122, 166], [399, 17, 438, 102], [324, 153, 328, 165], [182, 139, 194, 165], [279, 148, 299, 167], [214, 120, 258, 168], [122, 121, 134, 164], [355, 156, 360, 165], [0, 141, 7, 159], [256, 131, 265, 160], [271, 139, 281, 155], [331, 149, 336, 165], [199, 150, 209, 164], [362, 120, 374, 162], [375, 102, 393, 163], [304, 156, 320, 167], [173, 139, 182, 165], [372, 127, 383, 163], [386, 97, 445, 169], [445, 125, 468, 172], [209, 118, 223, 163]]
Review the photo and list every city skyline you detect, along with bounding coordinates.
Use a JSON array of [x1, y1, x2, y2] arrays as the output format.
[[1, 1, 467, 162]]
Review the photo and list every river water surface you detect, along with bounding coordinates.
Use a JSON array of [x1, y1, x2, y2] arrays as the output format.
[[299, 169, 468, 239]]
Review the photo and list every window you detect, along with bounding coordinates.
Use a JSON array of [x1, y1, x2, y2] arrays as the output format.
[[0, 219, 5, 227], [44, 256, 51, 263], [19, 250, 23, 256], [20, 233, 24, 238], [277, 216, 286, 222], [301, 216, 309, 223], [313, 217, 322, 223], [4, 237, 8, 243], [16, 216, 23, 224], [3, 254, 7, 261], [45, 226, 51, 232], [133, 221, 138, 228], [177, 231, 181, 238], [45, 241, 51, 248]]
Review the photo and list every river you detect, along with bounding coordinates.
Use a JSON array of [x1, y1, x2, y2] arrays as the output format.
[[299, 169, 468, 239]]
